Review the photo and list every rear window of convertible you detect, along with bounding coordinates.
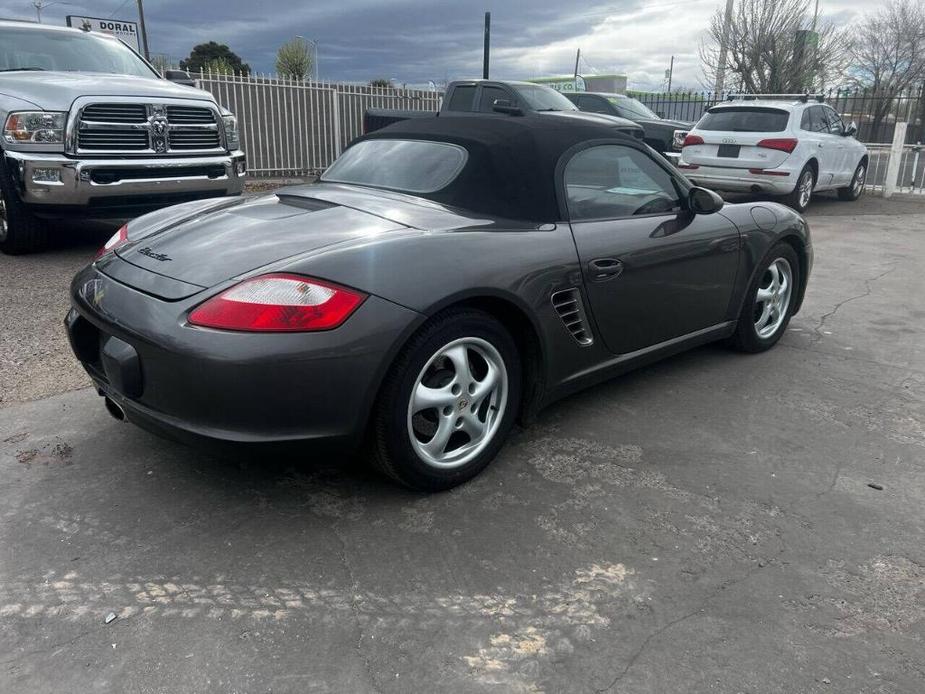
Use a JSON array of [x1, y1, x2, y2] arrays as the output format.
[[321, 139, 468, 193], [697, 107, 789, 133]]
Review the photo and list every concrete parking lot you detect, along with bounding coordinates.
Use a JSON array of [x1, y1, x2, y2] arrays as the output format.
[[1, 192, 923, 693]]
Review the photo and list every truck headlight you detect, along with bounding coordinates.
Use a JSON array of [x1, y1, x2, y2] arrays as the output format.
[[222, 114, 239, 150], [4, 111, 67, 144], [672, 129, 688, 152]]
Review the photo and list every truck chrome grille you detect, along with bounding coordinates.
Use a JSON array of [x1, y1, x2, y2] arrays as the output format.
[[81, 103, 148, 123], [551, 288, 594, 346], [74, 101, 223, 156], [166, 106, 215, 124]]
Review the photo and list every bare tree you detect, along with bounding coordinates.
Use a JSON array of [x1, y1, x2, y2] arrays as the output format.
[[850, 0, 925, 139], [852, 0, 925, 91], [275, 37, 314, 80], [700, 0, 850, 93]]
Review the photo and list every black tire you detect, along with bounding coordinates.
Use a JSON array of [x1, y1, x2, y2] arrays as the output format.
[[0, 154, 49, 255], [729, 243, 801, 353], [837, 160, 866, 201], [781, 164, 815, 213], [372, 309, 522, 492]]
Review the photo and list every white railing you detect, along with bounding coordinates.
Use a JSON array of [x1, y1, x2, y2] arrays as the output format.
[[196, 70, 442, 177]]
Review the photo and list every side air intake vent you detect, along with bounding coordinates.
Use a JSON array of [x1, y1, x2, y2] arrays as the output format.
[[551, 288, 594, 346]]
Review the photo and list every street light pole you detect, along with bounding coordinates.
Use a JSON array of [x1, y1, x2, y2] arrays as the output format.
[[482, 12, 491, 80], [136, 0, 150, 60]]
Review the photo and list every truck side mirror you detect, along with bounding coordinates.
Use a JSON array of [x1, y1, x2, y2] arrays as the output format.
[[492, 99, 523, 116], [164, 69, 195, 86]]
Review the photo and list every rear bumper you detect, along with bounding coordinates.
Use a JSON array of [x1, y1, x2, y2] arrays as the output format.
[[4, 150, 246, 210], [66, 264, 423, 447], [681, 164, 796, 194]]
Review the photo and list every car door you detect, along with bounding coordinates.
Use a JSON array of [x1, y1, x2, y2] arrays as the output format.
[[822, 106, 851, 185], [802, 106, 839, 187], [564, 143, 741, 355]]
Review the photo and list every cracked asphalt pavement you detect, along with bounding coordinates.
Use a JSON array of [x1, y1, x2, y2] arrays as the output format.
[[1, 193, 924, 692]]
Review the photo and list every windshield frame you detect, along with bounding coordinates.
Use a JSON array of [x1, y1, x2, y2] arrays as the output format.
[[0, 26, 160, 78]]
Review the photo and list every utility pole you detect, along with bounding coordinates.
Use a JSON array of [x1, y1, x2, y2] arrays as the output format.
[[714, 0, 734, 96], [136, 0, 150, 60], [667, 55, 674, 92], [482, 12, 491, 79], [573, 48, 581, 88]]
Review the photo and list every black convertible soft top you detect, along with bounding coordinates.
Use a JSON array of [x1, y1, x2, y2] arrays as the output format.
[[354, 115, 642, 223]]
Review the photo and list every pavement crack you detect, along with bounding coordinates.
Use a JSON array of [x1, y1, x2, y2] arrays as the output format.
[[596, 556, 782, 692], [331, 521, 380, 694], [0, 628, 94, 665], [811, 264, 897, 343]]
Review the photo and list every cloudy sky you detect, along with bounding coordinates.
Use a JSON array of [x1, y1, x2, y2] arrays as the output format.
[[1, 0, 873, 90]]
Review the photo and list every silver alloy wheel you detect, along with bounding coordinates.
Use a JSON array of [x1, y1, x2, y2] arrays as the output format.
[[798, 169, 813, 209], [852, 164, 866, 196], [753, 258, 793, 339], [0, 187, 7, 243], [407, 336, 508, 469]]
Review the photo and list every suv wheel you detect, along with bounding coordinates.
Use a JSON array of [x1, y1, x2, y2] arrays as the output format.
[[0, 156, 49, 255], [837, 161, 866, 201], [783, 165, 815, 213]]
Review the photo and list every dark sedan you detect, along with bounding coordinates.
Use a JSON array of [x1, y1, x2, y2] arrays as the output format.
[[67, 116, 812, 491], [564, 91, 694, 154]]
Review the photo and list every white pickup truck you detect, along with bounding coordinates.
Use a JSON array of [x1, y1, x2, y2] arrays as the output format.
[[0, 19, 246, 254]]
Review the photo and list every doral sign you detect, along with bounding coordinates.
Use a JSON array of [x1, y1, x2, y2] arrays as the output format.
[[66, 15, 140, 52]]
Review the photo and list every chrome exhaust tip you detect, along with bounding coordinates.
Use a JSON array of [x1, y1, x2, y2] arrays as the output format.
[[104, 397, 126, 422]]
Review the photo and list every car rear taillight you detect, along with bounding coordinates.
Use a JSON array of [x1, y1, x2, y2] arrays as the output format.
[[188, 274, 367, 332], [757, 138, 798, 154], [682, 134, 704, 147], [95, 224, 129, 259]]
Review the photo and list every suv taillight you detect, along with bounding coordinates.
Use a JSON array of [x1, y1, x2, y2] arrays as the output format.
[[682, 134, 704, 147], [757, 138, 798, 154]]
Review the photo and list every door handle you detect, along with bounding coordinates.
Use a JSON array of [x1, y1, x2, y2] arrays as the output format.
[[588, 258, 624, 281]]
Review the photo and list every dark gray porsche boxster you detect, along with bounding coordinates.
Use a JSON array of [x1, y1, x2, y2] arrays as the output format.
[[67, 115, 812, 491]]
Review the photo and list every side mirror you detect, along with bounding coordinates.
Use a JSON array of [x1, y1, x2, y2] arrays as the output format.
[[164, 69, 195, 86], [688, 186, 724, 215], [492, 99, 523, 116], [843, 121, 858, 137]]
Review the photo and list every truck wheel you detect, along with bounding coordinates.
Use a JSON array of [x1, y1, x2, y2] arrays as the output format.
[[0, 157, 49, 255]]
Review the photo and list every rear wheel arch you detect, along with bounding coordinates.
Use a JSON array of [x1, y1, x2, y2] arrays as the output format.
[[805, 157, 819, 183], [777, 234, 808, 314], [369, 293, 546, 434]]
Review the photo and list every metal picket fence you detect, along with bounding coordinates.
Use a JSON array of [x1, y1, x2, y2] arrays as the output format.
[[196, 70, 441, 177]]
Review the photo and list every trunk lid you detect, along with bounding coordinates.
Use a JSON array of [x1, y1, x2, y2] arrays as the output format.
[[115, 192, 410, 288]]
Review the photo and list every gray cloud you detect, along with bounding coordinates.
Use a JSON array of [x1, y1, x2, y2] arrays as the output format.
[[0, 0, 873, 89]]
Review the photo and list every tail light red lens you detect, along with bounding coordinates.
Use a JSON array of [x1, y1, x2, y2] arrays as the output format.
[[682, 134, 704, 147], [757, 138, 798, 154], [95, 224, 128, 259], [188, 274, 367, 332]]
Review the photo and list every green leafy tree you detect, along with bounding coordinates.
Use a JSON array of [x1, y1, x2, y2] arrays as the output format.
[[275, 37, 314, 80], [180, 42, 250, 75], [369, 78, 391, 88]]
